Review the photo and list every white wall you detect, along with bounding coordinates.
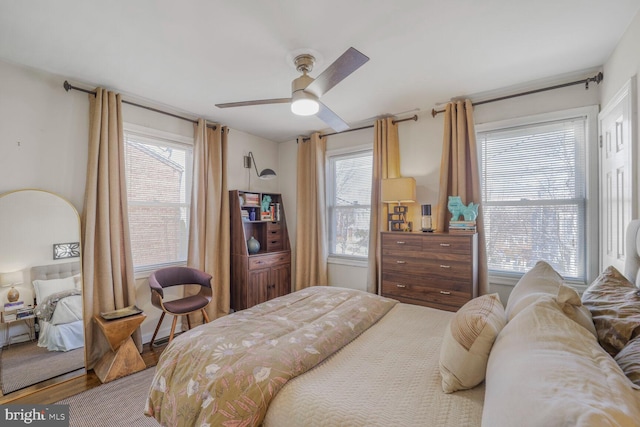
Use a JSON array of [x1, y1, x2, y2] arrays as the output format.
[[0, 59, 281, 344]]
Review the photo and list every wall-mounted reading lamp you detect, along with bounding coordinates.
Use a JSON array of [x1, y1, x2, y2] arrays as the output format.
[[244, 152, 277, 180]]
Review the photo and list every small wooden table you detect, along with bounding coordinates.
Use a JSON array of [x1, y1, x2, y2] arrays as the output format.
[[93, 313, 146, 383]]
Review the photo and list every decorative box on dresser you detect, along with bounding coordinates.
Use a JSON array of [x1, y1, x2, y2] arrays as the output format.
[[229, 190, 291, 311], [381, 231, 478, 311]]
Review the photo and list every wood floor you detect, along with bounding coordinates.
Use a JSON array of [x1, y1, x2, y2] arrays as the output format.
[[0, 342, 167, 405]]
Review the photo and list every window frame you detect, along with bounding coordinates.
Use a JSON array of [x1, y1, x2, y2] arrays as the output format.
[[326, 144, 373, 267], [475, 105, 599, 290], [123, 123, 194, 276]]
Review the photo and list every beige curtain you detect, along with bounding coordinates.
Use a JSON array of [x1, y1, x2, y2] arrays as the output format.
[[294, 132, 328, 290], [186, 119, 230, 321], [366, 117, 401, 294], [82, 88, 140, 369], [436, 99, 488, 295]]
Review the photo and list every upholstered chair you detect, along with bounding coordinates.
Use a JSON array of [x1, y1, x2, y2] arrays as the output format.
[[148, 266, 212, 346]]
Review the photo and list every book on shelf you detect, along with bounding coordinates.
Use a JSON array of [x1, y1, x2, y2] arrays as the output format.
[[16, 309, 34, 319], [4, 301, 24, 311], [244, 193, 260, 205], [3, 313, 17, 322], [449, 220, 476, 227]]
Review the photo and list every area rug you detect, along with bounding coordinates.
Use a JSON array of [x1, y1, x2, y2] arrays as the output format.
[[56, 368, 158, 427], [1, 341, 85, 394]]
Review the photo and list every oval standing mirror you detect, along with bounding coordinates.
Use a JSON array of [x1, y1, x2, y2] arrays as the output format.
[[0, 189, 85, 399]]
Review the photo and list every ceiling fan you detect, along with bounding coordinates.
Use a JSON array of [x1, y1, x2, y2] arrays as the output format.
[[215, 47, 369, 132]]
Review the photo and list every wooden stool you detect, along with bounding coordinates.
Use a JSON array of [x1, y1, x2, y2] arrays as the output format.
[[93, 313, 146, 383]]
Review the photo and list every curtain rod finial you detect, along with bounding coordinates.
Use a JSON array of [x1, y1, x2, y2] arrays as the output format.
[[63, 80, 71, 92]]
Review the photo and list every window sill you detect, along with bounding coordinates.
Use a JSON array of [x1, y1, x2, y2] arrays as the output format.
[[489, 272, 588, 294], [134, 262, 187, 280], [327, 255, 369, 268]]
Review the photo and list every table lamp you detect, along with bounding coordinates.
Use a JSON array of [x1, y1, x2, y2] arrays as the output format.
[[1, 271, 23, 303], [382, 177, 416, 231]]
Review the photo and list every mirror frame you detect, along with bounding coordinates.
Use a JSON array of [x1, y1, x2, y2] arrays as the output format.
[[0, 188, 86, 402]]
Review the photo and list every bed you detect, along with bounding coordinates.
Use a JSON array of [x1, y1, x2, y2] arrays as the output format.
[[146, 222, 640, 427], [31, 262, 84, 352]]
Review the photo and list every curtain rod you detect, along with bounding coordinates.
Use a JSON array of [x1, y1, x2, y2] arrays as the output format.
[[63, 81, 218, 130], [301, 114, 418, 142], [431, 71, 604, 117]]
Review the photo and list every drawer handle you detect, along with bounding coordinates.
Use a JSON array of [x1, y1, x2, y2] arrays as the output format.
[[440, 291, 451, 295], [396, 284, 407, 288], [255, 261, 264, 264], [396, 241, 406, 245], [440, 243, 451, 247], [270, 241, 278, 244], [440, 265, 451, 269], [396, 260, 406, 264]]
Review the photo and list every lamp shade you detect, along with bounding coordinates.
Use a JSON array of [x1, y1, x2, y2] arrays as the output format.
[[0, 270, 23, 287], [381, 177, 416, 203]]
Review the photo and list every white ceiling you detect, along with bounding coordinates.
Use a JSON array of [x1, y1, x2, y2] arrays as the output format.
[[1, 0, 639, 142]]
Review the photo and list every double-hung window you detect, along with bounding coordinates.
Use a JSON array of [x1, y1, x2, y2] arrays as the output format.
[[123, 124, 193, 272], [326, 148, 373, 259], [476, 107, 597, 283]]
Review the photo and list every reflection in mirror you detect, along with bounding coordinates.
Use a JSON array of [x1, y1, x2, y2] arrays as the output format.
[[0, 189, 85, 398]]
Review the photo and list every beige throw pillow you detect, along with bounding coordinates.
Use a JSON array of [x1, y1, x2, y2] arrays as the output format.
[[439, 293, 506, 393], [556, 283, 597, 337], [505, 260, 563, 321]]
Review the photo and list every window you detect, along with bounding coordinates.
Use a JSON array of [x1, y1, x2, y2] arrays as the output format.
[[477, 107, 596, 282], [123, 124, 193, 271], [327, 148, 373, 258]]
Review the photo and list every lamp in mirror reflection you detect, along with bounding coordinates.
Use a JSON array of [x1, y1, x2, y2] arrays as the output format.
[[244, 152, 277, 180], [0, 270, 23, 303]]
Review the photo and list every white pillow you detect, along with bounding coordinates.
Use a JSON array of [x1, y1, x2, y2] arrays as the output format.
[[483, 295, 640, 426], [32, 276, 77, 304]]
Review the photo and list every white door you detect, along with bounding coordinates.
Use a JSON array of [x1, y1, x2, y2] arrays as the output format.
[[599, 78, 636, 272]]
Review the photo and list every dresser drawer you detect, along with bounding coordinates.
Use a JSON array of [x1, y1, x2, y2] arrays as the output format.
[[383, 271, 473, 293], [381, 234, 423, 252], [381, 280, 471, 311], [266, 229, 284, 251], [422, 235, 473, 255], [248, 251, 290, 270]]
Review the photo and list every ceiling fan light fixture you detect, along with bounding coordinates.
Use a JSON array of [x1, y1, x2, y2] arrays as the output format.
[[291, 90, 319, 116]]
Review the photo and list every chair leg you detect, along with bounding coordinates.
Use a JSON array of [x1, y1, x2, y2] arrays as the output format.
[[150, 312, 165, 347], [202, 308, 210, 324], [186, 314, 192, 330], [169, 316, 178, 343]]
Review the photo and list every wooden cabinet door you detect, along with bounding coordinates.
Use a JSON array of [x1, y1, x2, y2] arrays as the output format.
[[247, 268, 270, 307], [270, 263, 291, 300]]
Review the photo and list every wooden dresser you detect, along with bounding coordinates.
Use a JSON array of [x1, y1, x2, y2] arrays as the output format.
[[381, 231, 478, 311]]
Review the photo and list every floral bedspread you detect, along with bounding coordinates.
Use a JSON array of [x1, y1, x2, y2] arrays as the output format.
[[34, 289, 81, 322], [145, 286, 397, 427]]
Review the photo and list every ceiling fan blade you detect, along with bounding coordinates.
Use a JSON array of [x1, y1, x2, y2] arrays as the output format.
[[316, 102, 349, 132], [215, 98, 291, 108], [305, 47, 369, 97]]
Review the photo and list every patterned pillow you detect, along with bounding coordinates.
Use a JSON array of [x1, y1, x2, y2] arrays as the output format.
[[614, 335, 640, 388], [582, 266, 640, 356], [439, 293, 506, 393]]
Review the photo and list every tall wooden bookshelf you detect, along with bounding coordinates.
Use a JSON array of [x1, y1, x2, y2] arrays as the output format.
[[229, 190, 291, 310]]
